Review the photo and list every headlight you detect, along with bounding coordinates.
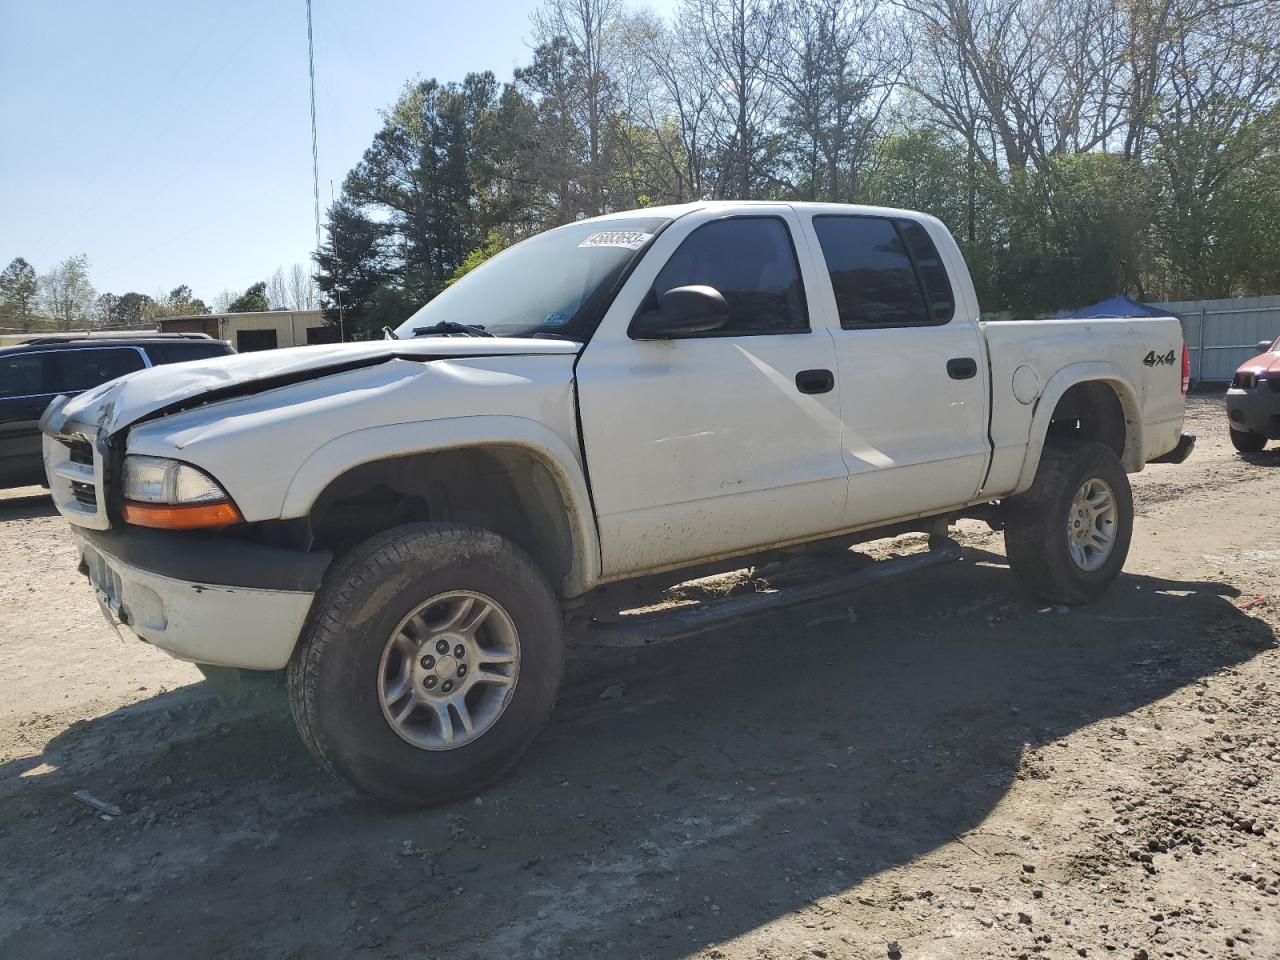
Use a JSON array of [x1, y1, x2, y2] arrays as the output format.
[[121, 455, 242, 529]]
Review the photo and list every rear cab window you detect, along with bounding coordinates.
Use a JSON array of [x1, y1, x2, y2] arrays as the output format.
[[812, 215, 955, 329]]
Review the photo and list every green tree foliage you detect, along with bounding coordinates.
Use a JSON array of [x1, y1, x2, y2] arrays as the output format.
[[447, 231, 514, 287], [314, 197, 394, 340], [40, 255, 96, 330], [161, 284, 208, 316], [1206, 152, 1280, 297], [346, 74, 511, 300], [94, 292, 121, 328], [94, 287, 207, 328], [228, 281, 270, 313], [317, 73, 546, 339], [119, 292, 157, 325], [530, 0, 623, 215], [0, 257, 39, 331], [316, 0, 1280, 332], [93, 291, 159, 327], [516, 39, 593, 223]]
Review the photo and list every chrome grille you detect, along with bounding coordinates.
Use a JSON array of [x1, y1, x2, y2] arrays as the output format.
[[43, 427, 110, 530]]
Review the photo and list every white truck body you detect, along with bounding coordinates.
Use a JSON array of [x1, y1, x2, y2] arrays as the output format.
[[42, 201, 1188, 674]]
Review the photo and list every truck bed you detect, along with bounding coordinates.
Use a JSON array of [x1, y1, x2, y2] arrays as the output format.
[[980, 316, 1187, 497]]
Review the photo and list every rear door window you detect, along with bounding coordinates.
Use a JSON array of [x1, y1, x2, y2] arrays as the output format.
[[896, 219, 955, 323], [812, 216, 954, 328], [54, 348, 146, 392]]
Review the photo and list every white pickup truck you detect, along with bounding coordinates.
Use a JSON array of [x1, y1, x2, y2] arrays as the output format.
[[41, 202, 1194, 804]]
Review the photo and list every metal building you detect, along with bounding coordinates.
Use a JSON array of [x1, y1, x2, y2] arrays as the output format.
[[1151, 294, 1280, 384], [155, 310, 337, 352]]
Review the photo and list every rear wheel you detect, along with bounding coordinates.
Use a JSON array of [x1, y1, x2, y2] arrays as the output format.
[[287, 522, 565, 806], [1230, 428, 1267, 453], [1003, 442, 1133, 605]]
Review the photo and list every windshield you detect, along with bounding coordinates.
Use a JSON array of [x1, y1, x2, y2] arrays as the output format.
[[396, 217, 669, 340]]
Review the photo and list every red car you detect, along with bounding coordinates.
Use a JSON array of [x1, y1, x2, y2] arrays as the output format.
[[1226, 335, 1280, 452]]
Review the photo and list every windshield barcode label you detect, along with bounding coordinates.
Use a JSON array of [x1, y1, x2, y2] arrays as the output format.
[[578, 231, 652, 249]]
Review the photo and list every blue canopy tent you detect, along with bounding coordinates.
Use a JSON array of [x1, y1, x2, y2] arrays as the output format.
[[1065, 295, 1174, 319]]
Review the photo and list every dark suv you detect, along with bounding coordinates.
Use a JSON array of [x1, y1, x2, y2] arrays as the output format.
[[0, 334, 234, 488]]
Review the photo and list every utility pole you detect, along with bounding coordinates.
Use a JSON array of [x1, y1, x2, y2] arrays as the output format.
[[305, 0, 339, 340]]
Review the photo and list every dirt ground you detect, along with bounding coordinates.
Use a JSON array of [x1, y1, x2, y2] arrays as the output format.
[[1, 392, 1278, 960]]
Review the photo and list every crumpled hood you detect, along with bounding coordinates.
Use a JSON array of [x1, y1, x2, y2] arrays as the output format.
[[43, 337, 581, 437]]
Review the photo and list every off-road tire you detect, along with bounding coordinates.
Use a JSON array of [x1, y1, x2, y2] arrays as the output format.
[[1230, 428, 1267, 454], [287, 522, 565, 806], [1003, 441, 1133, 605]]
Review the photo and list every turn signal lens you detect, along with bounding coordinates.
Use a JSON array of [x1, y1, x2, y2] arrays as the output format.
[[123, 500, 243, 530]]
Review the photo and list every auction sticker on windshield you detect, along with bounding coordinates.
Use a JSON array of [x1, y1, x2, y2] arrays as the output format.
[[578, 231, 652, 249]]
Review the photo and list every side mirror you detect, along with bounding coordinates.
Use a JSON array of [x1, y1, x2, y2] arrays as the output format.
[[1257, 339, 1275, 356], [631, 285, 730, 339]]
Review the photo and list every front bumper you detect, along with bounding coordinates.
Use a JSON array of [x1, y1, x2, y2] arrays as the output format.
[[1226, 387, 1280, 438], [75, 528, 330, 670], [43, 395, 333, 670]]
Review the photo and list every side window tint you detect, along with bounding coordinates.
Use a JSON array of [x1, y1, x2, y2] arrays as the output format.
[[145, 342, 234, 364], [653, 218, 808, 334], [55, 348, 145, 392], [812, 216, 930, 328], [0, 353, 54, 398], [896, 219, 955, 322]]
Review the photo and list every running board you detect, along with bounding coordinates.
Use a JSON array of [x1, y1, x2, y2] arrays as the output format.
[[587, 540, 962, 647]]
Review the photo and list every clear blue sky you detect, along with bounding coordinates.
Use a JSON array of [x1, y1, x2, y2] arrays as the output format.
[[0, 0, 671, 304]]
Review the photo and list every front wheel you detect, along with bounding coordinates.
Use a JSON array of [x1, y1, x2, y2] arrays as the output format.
[[1003, 442, 1134, 605], [1230, 428, 1267, 454], [287, 522, 565, 806]]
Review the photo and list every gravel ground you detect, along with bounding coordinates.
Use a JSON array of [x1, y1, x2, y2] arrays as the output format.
[[1, 392, 1277, 960]]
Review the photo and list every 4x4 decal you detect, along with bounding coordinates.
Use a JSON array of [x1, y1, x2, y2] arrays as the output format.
[[1144, 349, 1176, 367]]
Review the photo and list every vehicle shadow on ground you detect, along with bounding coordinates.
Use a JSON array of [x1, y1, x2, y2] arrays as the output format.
[[0, 490, 55, 519], [1, 549, 1273, 960], [1238, 449, 1280, 467]]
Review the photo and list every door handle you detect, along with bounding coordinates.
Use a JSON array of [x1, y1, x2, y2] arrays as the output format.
[[947, 357, 978, 380], [795, 369, 835, 394]]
